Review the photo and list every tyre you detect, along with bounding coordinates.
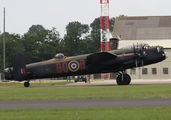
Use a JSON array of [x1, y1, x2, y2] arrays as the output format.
[[24, 82, 30, 87], [116, 74, 131, 85]]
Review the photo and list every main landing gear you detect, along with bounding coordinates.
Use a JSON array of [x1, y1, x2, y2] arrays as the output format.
[[116, 73, 131, 85], [24, 81, 30, 87]]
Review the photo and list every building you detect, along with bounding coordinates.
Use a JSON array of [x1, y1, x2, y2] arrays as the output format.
[[113, 16, 171, 79]]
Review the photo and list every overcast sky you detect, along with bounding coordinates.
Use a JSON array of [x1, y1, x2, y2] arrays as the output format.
[[0, 0, 171, 37]]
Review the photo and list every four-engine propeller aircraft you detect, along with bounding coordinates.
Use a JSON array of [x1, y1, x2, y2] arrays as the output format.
[[4, 43, 168, 87]]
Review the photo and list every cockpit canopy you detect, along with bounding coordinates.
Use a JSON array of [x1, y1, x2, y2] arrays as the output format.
[[120, 43, 150, 50], [55, 53, 65, 59]]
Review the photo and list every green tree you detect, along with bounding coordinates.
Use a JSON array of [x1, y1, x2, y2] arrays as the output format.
[[40, 27, 62, 60], [22, 25, 47, 62], [0, 32, 25, 71], [89, 17, 101, 52], [25, 24, 45, 36], [22, 25, 62, 62], [63, 21, 89, 56], [110, 17, 115, 33]]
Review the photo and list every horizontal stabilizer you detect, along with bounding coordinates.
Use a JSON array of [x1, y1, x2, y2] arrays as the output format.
[[86, 52, 117, 66]]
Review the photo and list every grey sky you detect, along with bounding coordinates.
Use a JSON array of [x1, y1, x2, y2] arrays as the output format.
[[0, 0, 171, 37]]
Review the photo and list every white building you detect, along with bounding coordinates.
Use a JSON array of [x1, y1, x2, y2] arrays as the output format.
[[113, 16, 171, 79]]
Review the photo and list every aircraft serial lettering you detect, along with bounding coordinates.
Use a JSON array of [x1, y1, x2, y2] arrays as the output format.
[[56, 59, 86, 73]]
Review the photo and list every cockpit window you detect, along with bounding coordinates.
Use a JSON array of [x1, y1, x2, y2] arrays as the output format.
[[157, 46, 160, 52], [120, 43, 149, 50], [156, 46, 164, 52], [55, 53, 65, 59]]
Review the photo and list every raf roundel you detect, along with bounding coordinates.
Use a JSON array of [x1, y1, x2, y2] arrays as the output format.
[[68, 60, 80, 72]]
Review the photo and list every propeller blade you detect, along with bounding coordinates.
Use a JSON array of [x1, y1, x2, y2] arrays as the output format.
[[133, 43, 138, 67], [141, 60, 144, 67], [133, 43, 136, 54], [135, 60, 138, 67], [140, 44, 142, 55]]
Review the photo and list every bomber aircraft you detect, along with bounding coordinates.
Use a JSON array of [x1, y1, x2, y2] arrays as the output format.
[[4, 43, 168, 87]]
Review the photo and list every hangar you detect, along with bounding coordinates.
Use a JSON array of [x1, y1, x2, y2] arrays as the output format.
[[113, 16, 171, 79]]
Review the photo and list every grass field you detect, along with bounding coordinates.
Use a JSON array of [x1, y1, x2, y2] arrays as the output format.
[[0, 81, 171, 120], [0, 108, 171, 120], [0, 82, 171, 100]]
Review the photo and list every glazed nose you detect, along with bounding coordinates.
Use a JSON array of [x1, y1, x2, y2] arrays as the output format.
[[164, 52, 169, 58]]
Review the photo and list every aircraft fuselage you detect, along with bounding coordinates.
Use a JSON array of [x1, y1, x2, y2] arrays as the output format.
[[4, 45, 167, 82]]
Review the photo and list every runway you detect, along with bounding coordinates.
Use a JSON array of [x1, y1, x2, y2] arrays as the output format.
[[66, 79, 171, 86], [1, 98, 171, 109], [0, 79, 171, 109]]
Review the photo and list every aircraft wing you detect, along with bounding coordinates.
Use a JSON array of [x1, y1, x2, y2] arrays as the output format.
[[86, 52, 117, 66]]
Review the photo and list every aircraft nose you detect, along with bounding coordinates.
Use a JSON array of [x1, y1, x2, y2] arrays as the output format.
[[164, 52, 169, 58]]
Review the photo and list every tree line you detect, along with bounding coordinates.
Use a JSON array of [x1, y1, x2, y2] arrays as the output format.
[[0, 17, 115, 72]]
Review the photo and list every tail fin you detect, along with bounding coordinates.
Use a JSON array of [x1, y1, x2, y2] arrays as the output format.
[[12, 52, 28, 81], [21, 52, 32, 64]]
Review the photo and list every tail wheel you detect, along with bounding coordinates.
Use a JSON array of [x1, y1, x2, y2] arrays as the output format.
[[24, 82, 30, 87], [116, 74, 131, 85]]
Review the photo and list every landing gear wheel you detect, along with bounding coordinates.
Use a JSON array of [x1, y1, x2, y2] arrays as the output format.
[[24, 82, 30, 87], [124, 74, 131, 85], [116, 74, 125, 85], [116, 74, 131, 85]]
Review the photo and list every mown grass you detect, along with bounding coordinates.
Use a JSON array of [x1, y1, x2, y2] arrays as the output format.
[[0, 83, 171, 100], [1, 82, 171, 119], [0, 107, 171, 120], [0, 81, 72, 86]]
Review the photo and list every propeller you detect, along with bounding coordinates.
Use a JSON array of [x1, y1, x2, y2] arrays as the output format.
[[139, 43, 147, 68], [133, 43, 139, 67], [133, 43, 147, 68]]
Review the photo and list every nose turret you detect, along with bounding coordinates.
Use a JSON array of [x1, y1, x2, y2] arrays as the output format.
[[159, 46, 169, 59], [156, 46, 168, 59], [164, 51, 169, 59]]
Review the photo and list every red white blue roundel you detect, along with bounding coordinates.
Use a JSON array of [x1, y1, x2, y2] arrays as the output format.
[[68, 60, 79, 72]]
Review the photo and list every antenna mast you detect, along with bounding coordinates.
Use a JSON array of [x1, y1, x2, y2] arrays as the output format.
[[3, 7, 6, 70], [100, 0, 110, 80], [100, 0, 110, 52]]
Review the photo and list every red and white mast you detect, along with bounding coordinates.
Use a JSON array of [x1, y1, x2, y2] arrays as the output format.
[[100, 0, 110, 79], [100, 0, 110, 52]]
